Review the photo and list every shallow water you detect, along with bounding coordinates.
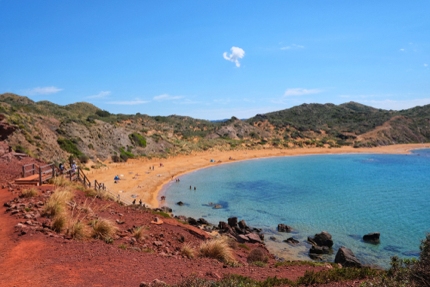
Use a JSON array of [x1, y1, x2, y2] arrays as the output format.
[[161, 149, 430, 268]]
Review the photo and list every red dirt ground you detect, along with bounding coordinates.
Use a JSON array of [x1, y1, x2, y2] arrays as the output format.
[[0, 150, 365, 287]]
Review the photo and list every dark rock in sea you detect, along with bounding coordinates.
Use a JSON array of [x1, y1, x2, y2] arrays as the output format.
[[187, 217, 198, 226], [246, 233, 263, 244], [213, 204, 222, 209], [309, 231, 333, 248], [363, 232, 380, 244], [176, 201, 184, 206], [335, 246, 362, 268], [238, 234, 249, 243], [284, 237, 300, 245], [277, 223, 293, 233], [218, 221, 229, 230], [238, 219, 248, 230], [197, 218, 209, 225], [234, 226, 245, 235], [228, 217, 238, 228], [310, 245, 330, 255], [270, 236, 277, 242]]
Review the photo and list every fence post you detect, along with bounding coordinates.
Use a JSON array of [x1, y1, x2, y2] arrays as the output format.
[[22, 165, 25, 177], [39, 167, 42, 186], [52, 164, 55, 178], [33, 164, 35, 175]]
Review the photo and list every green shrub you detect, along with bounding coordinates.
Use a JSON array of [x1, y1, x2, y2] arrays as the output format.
[[95, 110, 111, 117], [129, 132, 147, 147], [57, 138, 83, 157]]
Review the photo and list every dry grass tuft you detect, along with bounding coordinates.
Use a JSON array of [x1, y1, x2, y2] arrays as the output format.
[[181, 243, 195, 259], [42, 189, 74, 217], [52, 213, 67, 233], [132, 226, 146, 242], [199, 236, 236, 264], [69, 220, 89, 240], [51, 176, 71, 187], [21, 187, 38, 198], [90, 218, 117, 241]]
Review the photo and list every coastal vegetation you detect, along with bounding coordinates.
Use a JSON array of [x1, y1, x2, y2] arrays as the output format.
[[2, 93, 430, 164]]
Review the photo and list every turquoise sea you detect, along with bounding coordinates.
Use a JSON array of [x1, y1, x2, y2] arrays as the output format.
[[161, 149, 430, 268]]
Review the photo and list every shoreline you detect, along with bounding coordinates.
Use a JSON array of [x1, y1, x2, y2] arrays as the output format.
[[87, 143, 430, 208]]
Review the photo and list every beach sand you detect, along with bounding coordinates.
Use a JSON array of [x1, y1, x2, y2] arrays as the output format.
[[87, 143, 430, 208]]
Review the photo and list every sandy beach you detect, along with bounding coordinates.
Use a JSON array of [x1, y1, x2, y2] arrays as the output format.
[[87, 143, 430, 208]]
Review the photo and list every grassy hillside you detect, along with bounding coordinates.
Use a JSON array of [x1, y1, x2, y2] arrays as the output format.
[[1, 93, 429, 164]]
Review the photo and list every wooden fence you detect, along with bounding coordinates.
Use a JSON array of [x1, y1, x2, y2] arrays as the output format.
[[20, 163, 133, 206]]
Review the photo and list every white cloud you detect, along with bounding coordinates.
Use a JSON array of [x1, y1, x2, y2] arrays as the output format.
[[223, 46, 245, 67], [281, 44, 304, 50], [26, 86, 63, 95], [283, 88, 322, 97], [106, 99, 149, 105], [424, 63, 428, 68], [153, 94, 183, 101], [399, 48, 405, 52], [87, 91, 111, 99]]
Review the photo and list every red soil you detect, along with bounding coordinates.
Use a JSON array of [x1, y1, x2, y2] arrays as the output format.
[[0, 151, 365, 287]]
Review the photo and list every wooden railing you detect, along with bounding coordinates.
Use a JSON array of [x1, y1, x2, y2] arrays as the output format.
[[22, 163, 37, 177], [21, 164, 135, 206], [38, 164, 56, 185]]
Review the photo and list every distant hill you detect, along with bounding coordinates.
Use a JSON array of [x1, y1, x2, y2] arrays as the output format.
[[1, 93, 429, 163]]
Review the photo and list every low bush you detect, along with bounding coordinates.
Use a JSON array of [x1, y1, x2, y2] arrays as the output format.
[[247, 248, 268, 264], [297, 266, 381, 285], [21, 187, 38, 198]]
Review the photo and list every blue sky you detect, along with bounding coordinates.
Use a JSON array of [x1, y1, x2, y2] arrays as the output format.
[[1, 1, 429, 120]]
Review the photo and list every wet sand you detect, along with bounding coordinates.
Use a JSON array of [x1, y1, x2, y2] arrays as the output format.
[[87, 143, 430, 208]]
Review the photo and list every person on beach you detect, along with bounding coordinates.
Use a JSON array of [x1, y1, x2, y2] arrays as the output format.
[[194, 186, 196, 190], [139, 199, 142, 206], [190, 185, 192, 190], [132, 199, 136, 205]]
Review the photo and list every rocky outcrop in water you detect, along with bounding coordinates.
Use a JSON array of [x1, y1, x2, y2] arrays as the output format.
[[363, 232, 380, 244], [308, 231, 333, 248], [277, 223, 293, 232], [335, 246, 362, 268]]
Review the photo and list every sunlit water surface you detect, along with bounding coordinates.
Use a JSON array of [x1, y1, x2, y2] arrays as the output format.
[[161, 149, 430, 268]]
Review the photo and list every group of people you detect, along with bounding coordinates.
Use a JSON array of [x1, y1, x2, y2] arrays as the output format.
[[132, 198, 144, 206], [58, 161, 77, 175]]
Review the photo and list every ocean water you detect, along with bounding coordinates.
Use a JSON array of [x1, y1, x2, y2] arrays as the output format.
[[161, 149, 430, 268]]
